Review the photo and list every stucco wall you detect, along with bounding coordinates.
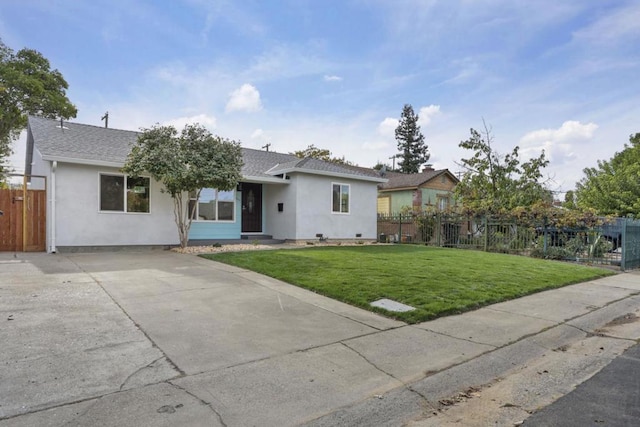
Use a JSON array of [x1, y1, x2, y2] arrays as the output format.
[[263, 181, 296, 240], [29, 148, 49, 190], [54, 163, 179, 247], [293, 174, 378, 240]]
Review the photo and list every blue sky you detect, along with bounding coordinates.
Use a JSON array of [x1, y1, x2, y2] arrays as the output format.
[[3, 0, 639, 195]]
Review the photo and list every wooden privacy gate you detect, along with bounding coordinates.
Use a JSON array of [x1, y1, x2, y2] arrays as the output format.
[[0, 186, 46, 252]]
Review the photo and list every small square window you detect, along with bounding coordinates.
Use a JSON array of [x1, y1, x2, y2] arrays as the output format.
[[100, 174, 150, 213]]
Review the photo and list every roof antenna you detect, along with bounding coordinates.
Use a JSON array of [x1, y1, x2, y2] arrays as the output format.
[[262, 142, 271, 152], [101, 111, 109, 128]]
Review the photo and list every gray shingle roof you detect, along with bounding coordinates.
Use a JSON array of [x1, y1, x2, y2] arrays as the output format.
[[28, 115, 138, 165], [240, 148, 300, 180], [27, 116, 386, 183], [266, 157, 383, 180]]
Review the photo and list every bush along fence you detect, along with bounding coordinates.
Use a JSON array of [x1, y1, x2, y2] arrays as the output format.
[[377, 212, 640, 271]]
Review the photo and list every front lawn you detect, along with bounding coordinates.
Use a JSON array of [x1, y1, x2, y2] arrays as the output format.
[[201, 245, 615, 323]]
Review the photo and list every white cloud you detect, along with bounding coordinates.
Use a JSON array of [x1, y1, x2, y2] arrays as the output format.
[[442, 59, 482, 85], [251, 128, 264, 139], [244, 44, 335, 82], [521, 120, 598, 145], [225, 84, 263, 113], [324, 74, 343, 82], [378, 117, 398, 137], [418, 104, 441, 126], [572, 3, 640, 46], [362, 141, 390, 150], [519, 120, 598, 165], [163, 113, 217, 131]]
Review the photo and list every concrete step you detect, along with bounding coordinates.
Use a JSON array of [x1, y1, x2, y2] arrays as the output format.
[[188, 238, 285, 246]]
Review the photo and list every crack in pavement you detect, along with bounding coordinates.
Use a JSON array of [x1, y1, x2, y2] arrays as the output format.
[[339, 341, 402, 384], [66, 258, 186, 378], [119, 356, 165, 391], [168, 382, 228, 427], [59, 398, 101, 427], [338, 341, 440, 414]]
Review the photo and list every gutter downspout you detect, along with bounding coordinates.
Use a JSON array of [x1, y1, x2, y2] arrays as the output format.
[[50, 161, 57, 253]]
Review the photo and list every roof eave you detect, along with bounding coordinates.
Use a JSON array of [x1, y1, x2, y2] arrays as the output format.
[[41, 155, 125, 168], [241, 175, 291, 184], [379, 186, 419, 192], [268, 167, 387, 183]]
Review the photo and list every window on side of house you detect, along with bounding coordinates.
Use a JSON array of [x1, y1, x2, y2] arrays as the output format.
[[332, 183, 350, 214], [437, 195, 450, 211], [189, 188, 235, 221], [100, 174, 150, 213], [127, 176, 150, 213]]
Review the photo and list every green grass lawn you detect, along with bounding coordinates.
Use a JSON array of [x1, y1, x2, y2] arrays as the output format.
[[200, 245, 615, 323]]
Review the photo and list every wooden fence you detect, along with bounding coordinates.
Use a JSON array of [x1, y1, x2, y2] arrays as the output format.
[[0, 187, 46, 252]]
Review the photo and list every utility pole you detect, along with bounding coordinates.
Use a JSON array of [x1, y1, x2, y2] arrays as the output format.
[[262, 143, 271, 152], [389, 154, 397, 171], [101, 111, 109, 128]]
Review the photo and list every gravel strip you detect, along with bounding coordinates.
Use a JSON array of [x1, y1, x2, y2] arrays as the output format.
[[173, 244, 276, 254]]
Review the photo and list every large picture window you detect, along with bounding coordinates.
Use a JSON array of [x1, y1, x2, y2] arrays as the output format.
[[189, 188, 235, 221], [332, 183, 350, 214], [100, 174, 150, 213]]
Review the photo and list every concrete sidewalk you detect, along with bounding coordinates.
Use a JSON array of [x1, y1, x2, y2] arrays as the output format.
[[1, 251, 639, 426]]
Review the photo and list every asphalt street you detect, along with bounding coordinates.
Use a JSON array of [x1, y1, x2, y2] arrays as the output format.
[[523, 342, 640, 426]]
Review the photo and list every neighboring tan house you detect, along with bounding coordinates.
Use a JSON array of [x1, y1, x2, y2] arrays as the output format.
[[25, 116, 386, 252], [377, 167, 459, 215]]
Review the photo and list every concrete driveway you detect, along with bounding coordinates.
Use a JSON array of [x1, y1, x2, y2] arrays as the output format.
[[0, 251, 404, 426], [2, 251, 640, 426]]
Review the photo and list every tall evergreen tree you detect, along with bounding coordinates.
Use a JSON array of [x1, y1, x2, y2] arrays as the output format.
[[394, 104, 429, 174]]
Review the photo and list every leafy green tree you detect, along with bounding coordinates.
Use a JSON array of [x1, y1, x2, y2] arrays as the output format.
[[455, 123, 551, 213], [0, 40, 77, 176], [291, 144, 353, 165], [372, 162, 393, 172], [575, 133, 640, 217], [563, 190, 577, 210], [395, 104, 430, 173], [123, 124, 243, 248]]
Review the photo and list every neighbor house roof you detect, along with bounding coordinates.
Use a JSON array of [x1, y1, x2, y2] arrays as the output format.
[[26, 116, 386, 183], [378, 169, 459, 191]]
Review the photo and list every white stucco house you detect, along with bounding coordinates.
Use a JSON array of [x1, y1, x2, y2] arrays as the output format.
[[25, 116, 386, 252]]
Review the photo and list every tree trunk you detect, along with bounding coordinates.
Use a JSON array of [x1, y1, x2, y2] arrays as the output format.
[[172, 190, 199, 248]]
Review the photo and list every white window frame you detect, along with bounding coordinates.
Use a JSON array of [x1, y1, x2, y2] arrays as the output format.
[[331, 182, 350, 214], [189, 188, 236, 222], [437, 194, 450, 211], [99, 173, 151, 214]]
